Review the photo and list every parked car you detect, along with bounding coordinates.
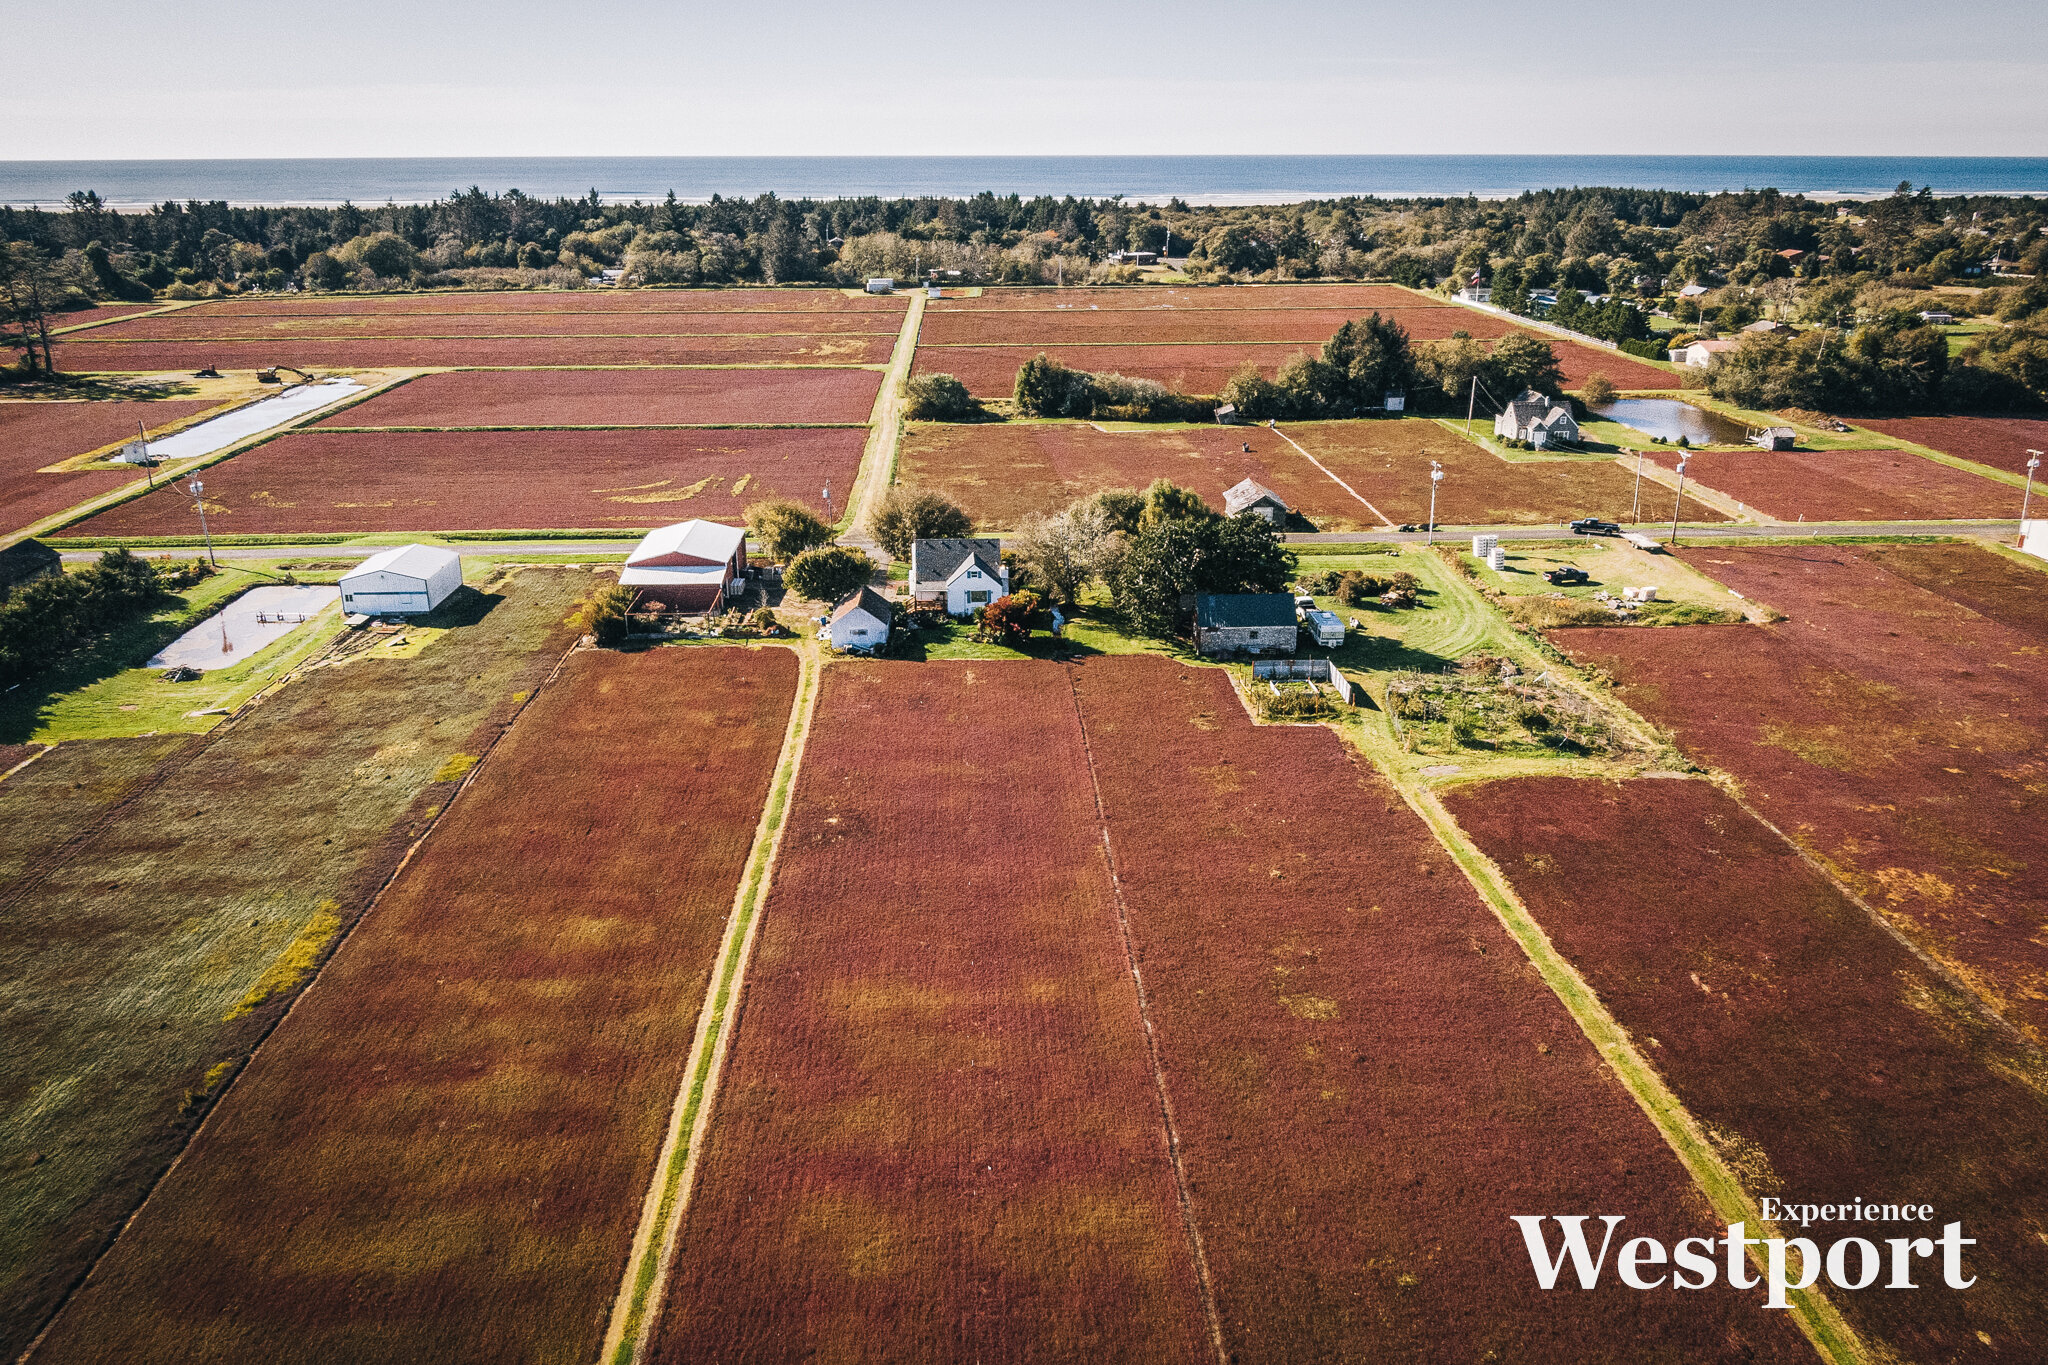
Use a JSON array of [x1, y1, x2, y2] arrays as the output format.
[[1570, 518, 1621, 536], [1544, 566, 1590, 585]]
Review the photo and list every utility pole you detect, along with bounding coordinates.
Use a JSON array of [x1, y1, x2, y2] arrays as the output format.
[[1630, 446, 1647, 523], [1464, 375, 1477, 436], [1426, 461, 1443, 545], [2024, 450, 2043, 525], [1670, 457, 1690, 546], [822, 482, 833, 521], [185, 476, 216, 565], [138, 419, 154, 490]]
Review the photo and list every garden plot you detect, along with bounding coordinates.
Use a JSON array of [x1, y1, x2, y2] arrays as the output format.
[[145, 585, 338, 671]]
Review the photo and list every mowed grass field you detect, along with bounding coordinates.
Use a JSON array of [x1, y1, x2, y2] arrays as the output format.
[[55, 426, 867, 537], [0, 569, 594, 1359], [1446, 776, 2048, 1363], [0, 399, 219, 534], [653, 660, 1213, 1363], [1555, 542, 2048, 1045], [30, 644, 798, 1364], [898, 418, 1726, 531], [1637, 444, 2019, 521]]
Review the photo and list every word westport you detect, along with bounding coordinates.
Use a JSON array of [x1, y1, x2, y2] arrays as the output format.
[[1512, 1215, 1975, 1308]]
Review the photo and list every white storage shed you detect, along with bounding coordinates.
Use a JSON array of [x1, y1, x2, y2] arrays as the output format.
[[340, 544, 463, 616]]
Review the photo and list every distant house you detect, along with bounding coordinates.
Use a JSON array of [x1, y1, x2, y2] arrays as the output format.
[[827, 586, 893, 652], [1213, 402, 1240, 424], [1194, 594, 1297, 657], [1749, 426, 1798, 451], [621, 519, 747, 612], [1107, 250, 1158, 265], [339, 544, 462, 616], [1742, 320, 1796, 336], [1493, 389, 1580, 448], [909, 537, 1007, 616], [1918, 310, 1956, 325], [1223, 478, 1289, 524], [1677, 283, 1710, 299], [865, 278, 894, 294], [1670, 338, 1739, 367], [0, 539, 61, 598], [1777, 248, 1806, 263]]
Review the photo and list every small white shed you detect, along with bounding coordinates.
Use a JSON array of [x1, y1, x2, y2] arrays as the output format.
[[827, 586, 894, 651], [340, 544, 462, 616]]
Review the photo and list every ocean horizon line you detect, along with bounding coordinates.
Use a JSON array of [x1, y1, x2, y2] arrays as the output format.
[[5, 153, 2046, 212]]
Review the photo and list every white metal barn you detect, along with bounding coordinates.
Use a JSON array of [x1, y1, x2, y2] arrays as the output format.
[[339, 544, 463, 616]]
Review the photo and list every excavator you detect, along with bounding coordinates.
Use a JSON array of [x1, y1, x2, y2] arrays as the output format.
[[254, 364, 315, 385]]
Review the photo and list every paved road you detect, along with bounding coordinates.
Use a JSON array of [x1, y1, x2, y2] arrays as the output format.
[[1285, 520, 2020, 546], [55, 521, 2022, 566]]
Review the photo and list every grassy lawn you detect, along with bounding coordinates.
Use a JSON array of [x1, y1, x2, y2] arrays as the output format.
[[1459, 538, 1761, 620]]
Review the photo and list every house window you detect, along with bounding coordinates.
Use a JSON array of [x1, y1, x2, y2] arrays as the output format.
[[967, 591, 992, 604], [851, 628, 869, 637]]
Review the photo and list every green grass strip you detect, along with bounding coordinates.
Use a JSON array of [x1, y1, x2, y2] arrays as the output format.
[[601, 646, 820, 1365]]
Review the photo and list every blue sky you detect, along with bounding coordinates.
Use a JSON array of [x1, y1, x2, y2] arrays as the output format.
[[7, 0, 2045, 158]]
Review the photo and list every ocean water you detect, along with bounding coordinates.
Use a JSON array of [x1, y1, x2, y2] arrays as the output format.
[[3, 155, 2046, 211]]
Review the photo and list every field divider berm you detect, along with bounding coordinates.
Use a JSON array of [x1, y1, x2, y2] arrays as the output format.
[[1396, 774, 1869, 1365], [600, 643, 821, 1365], [842, 291, 926, 545]]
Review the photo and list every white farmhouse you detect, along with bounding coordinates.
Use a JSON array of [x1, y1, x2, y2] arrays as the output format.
[[1669, 338, 1738, 368], [827, 586, 893, 651], [1493, 390, 1580, 448], [339, 544, 462, 616], [909, 537, 1007, 616]]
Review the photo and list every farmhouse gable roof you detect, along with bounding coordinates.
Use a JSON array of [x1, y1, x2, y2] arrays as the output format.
[[1223, 478, 1288, 515], [911, 537, 1001, 585], [830, 585, 894, 626]]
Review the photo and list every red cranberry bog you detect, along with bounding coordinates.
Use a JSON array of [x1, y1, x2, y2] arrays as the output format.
[[1553, 541, 2048, 1046], [1636, 445, 2019, 522], [647, 656, 1803, 1364], [899, 417, 1729, 531], [54, 333, 894, 371], [312, 366, 884, 428], [1445, 776, 2048, 1362], [650, 660, 1216, 1364], [1055, 655, 1807, 1362], [31, 646, 799, 1364], [56, 426, 867, 536], [0, 398, 218, 534], [1851, 415, 2048, 478]]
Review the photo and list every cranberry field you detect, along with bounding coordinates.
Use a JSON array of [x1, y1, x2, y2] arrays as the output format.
[[32, 646, 799, 1363], [1555, 541, 2048, 1044], [314, 366, 883, 428], [56, 425, 866, 535], [0, 398, 218, 534], [1639, 445, 2018, 521], [1847, 415, 2048, 477], [1447, 776, 2048, 1363]]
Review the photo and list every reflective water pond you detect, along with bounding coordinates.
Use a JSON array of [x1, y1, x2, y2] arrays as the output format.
[[1589, 397, 1754, 447]]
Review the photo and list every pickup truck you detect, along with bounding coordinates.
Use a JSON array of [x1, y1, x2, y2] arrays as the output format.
[[1570, 518, 1622, 537], [1301, 609, 1346, 648], [1543, 567, 1590, 585]]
